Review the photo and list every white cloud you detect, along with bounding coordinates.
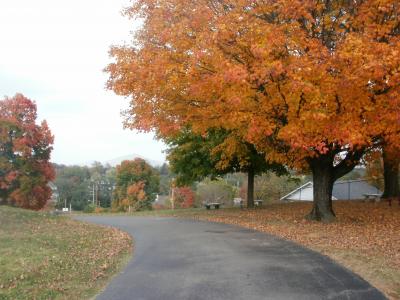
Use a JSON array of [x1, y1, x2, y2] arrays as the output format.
[[0, 0, 166, 165]]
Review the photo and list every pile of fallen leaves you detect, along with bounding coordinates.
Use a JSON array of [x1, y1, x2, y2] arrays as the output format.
[[180, 201, 400, 299], [0, 206, 132, 299]]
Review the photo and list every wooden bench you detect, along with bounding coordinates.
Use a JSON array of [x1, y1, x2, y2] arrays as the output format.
[[204, 202, 221, 210]]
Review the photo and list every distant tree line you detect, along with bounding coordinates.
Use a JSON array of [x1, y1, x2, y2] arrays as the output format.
[[54, 158, 161, 212], [54, 162, 116, 210]]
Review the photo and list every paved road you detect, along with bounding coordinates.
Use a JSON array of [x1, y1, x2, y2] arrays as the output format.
[[78, 216, 386, 300]]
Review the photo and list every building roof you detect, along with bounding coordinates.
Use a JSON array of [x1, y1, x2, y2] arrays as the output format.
[[47, 182, 57, 190], [332, 179, 381, 200], [280, 181, 313, 201], [280, 179, 381, 201]]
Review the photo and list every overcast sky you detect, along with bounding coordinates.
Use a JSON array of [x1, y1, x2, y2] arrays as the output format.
[[0, 0, 166, 165]]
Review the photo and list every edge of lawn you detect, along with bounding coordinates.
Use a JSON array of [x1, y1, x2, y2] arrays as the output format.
[[83, 223, 134, 300], [0, 206, 133, 300]]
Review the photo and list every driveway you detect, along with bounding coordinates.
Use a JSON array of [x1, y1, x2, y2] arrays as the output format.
[[78, 216, 386, 300]]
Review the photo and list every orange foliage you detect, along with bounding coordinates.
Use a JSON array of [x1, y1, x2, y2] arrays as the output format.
[[125, 181, 147, 210], [107, 1, 400, 162], [106, 1, 400, 220], [118, 181, 147, 212], [112, 158, 159, 211]]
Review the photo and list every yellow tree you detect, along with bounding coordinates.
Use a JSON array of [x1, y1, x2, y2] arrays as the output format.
[[107, 0, 400, 221], [112, 159, 159, 211], [125, 181, 147, 211]]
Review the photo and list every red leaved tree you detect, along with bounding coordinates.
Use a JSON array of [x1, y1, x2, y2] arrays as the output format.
[[174, 187, 195, 209], [0, 94, 55, 210]]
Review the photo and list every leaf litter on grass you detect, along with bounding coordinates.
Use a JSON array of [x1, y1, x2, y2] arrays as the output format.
[[0, 206, 132, 300]]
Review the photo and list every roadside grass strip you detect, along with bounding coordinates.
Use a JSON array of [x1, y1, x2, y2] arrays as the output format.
[[0, 206, 132, 300]]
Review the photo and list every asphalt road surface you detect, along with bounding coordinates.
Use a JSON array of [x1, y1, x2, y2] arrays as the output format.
[[78, 216, 386, 300]]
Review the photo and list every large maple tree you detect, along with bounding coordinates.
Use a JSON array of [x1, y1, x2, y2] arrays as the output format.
[[0, 94, 55, 210], [107, 0, 400, 221]]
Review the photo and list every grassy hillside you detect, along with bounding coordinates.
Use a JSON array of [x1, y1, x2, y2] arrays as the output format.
[[0, 206, 132, 299]]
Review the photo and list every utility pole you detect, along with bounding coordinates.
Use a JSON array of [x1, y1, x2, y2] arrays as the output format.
[[171, 187, 175, 210], [171, 179, 176, 210], [96, 182, 99, 207], [92, 183, 95, 205]]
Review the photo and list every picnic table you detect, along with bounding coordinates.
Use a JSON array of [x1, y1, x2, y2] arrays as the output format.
[[254, 200, 263, 207], [363, 193, 381, 202], [204, 202, 221, 210]]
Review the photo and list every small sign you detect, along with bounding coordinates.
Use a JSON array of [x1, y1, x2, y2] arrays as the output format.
[[62, 208, 69, 212]]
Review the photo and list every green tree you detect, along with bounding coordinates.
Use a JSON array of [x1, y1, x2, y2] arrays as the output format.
[[166, 128, 287, 207], [196, 179, 235, 207], [88, 162, 115, 208], [253, 173, 304, 203], [54, 165, 91, 210], [156, 163, 173, 196], [113, 158, 159, 211], [54, 163, 117, 210]]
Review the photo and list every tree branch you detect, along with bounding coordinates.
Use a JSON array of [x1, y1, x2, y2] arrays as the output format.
[[332, 148, 365, 181]]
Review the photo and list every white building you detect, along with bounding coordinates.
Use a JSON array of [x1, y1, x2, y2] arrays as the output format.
[[280, 180, 381, 201]]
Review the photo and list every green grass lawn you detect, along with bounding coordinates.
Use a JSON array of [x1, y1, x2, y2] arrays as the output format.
[[0, 206, 132, 300]]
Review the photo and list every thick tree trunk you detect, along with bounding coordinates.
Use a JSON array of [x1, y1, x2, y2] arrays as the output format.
[[381, 147, 400, 205], [306, 157, 336, 222], [305, 148, 364, 222], [247, 168, 254, 208]]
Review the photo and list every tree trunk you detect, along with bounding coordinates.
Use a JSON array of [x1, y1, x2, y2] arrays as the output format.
[[381, 147, 400, 204], [247, 168, 254, 208], [306, 156, 336, 222], [305, 148, 364, 222]]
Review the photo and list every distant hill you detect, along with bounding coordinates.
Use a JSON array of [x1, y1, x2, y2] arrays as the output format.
[[104, 154, 164, 167]]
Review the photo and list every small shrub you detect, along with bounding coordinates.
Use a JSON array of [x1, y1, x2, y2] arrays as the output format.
[[94, 207, 105, 213], [83, 204, 96, 213]]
